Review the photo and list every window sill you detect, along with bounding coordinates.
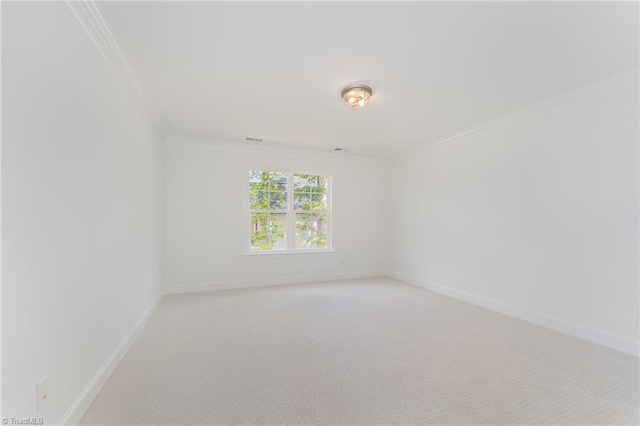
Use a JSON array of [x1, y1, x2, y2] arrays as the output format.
[[242, 250, 337, 258]]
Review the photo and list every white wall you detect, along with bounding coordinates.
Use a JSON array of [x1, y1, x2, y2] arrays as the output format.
[[2, 3, 164, 423], [164, 139, 386, 292], [388, 80, 639, 354]]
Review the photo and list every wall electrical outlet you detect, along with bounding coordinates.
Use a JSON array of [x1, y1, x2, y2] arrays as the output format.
[[37, 376, 49, 411]]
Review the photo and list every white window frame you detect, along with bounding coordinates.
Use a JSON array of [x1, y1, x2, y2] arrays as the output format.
[[243, 168, 333, 255]]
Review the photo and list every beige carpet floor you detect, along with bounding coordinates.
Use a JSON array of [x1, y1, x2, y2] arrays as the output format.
[[80, 277, 639, 425]]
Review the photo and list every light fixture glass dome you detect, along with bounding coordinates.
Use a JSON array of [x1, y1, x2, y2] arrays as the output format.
[[341, 84, 372, 108]]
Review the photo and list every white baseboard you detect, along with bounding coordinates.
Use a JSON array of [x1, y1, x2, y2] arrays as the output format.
[[165, 270, 387, 294], [388, 272, 639, 357], [58, 292, 165, 425]]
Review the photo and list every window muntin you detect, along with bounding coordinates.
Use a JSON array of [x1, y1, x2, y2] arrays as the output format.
[[248, 170, 330, 252]]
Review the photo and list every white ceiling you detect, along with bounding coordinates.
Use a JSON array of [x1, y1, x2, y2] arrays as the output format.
[[100, 1, 638, 158]]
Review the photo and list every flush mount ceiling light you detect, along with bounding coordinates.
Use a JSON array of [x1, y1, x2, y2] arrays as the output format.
[[341, 84, 372, 108]]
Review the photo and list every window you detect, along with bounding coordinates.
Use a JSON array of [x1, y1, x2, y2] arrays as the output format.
[[247, 170, 330, 253]]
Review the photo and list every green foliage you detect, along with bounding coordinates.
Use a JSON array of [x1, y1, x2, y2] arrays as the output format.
[[249, 171, 287, 250], [249, 171, 328, 250], [294, 174, 327, 249]]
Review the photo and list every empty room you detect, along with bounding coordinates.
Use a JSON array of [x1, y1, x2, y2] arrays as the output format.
[[2, 1, 639, 425]]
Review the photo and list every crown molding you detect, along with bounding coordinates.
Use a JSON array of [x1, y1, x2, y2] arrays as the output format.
[[392, 67, 640, 161], [65, 0, 165, 137], [165, 135, 386, 163]]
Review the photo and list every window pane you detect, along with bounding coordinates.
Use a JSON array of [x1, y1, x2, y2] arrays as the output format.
[[250, 170, 287, 210], [294, 191, 310, 210], [293, 174, 311, 190], [249, 190, 267, 209], [269, 213, 288, 250], [316, 214, 328, 234], [294, 174, 327, 211], [294, 192, 326, 211], [295, 213, 327, 249], [267, 171, 287, 185], [309, 193, 327, 210], [249, 170, 264, 186], [268, 191, 287, 210], [251, 212, 287, 251], [294, 174, 327, 189]]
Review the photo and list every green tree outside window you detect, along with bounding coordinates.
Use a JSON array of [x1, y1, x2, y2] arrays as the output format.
[[249, 171, 329, 251]]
